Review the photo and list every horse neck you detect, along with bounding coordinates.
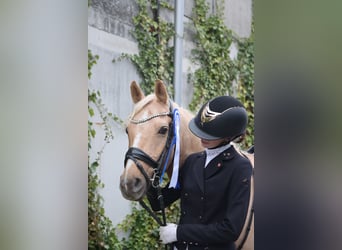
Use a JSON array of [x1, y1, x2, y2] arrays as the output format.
[[176, 104, 203, 166]]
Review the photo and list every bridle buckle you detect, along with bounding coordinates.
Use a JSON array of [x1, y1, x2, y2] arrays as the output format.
[[151, 169, 161, 188]]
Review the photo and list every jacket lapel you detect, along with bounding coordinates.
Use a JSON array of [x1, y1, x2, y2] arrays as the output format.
[[204, 146, 236, 179], [191, 147, 237, 192], [204, 157, 223, 179], [193, 152, 206, 193]]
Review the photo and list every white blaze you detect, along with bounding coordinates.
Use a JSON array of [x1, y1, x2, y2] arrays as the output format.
[[124, 131, 142, 191]]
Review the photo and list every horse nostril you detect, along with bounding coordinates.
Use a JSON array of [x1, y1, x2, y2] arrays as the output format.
[[134, 177, 143, 189], [120, 175, 145, 196]]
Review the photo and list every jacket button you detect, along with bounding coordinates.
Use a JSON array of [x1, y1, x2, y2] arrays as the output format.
[[199, 215, 202, 219], [200, 196, 204, 200]]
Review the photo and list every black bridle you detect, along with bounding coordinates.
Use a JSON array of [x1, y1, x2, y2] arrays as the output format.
[[124, 102, 174, 189], [124, 101, 175, 229]]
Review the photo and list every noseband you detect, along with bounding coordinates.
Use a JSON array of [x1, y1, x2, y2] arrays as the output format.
[[124, 101, 174, 188]]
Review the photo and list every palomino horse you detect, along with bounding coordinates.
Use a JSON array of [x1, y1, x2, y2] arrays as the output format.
[[119, 80, 254, 250]]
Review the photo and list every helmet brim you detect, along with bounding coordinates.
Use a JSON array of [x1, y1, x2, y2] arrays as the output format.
[[188, 118, 222, 140]]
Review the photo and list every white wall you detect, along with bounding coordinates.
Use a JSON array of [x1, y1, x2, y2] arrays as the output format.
[[88, 25, 140, 226], [223, 0, 252, 38]]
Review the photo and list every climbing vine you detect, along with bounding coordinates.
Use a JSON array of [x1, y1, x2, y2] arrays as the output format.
[[236, 31, 254, 148], [189, 0, 237, 111], [114, 0, 175, 95], [88, 49, 123, 250], [117, 199, 180, 250], [188, 0, 254, 148]]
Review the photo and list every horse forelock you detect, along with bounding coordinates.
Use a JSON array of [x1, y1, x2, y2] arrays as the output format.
[[124, 95, 154, 127]]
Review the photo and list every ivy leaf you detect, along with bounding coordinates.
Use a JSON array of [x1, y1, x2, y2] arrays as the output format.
[[90, 128, 96, 138], [89, 107, 94, 117]]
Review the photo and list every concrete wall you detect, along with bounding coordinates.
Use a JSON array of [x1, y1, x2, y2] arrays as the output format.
[[88, 0, 141, 225], [223, 0, 252, 38], [88, 0, 252, 227]]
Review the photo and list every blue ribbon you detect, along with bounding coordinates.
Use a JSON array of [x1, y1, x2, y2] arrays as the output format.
[[159, 108, 180, 189]]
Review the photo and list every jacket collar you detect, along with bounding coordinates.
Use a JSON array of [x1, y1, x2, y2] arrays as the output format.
[[204, 143, 231, 167], [193, 146, 237, 193]]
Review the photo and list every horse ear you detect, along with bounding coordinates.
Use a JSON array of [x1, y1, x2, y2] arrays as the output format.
[[130, 81, 145, 104], [154, 80, 168, 104]]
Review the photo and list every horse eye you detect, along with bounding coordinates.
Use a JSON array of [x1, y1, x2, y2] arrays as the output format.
[[125, 127, 128, 134], [158, 126, 168, 135]]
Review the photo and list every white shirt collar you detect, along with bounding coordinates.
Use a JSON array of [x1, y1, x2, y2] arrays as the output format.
[[204, 143, 231, 167]]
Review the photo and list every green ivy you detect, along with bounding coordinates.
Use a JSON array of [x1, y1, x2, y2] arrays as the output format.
[[188, 0, 254, 148], [114, 0, 175, 95], [117, 198, 180, 250], [188, 0, 237, 111], [88, 50, 123, 250], [88, 49, 99, 80], [236, 33, 255, 148]]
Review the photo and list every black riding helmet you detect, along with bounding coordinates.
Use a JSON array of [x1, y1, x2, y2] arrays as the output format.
[[188, 96, 248, 140]]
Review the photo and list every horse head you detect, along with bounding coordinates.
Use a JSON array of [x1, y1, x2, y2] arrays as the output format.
[[120, 80, 202, 201]]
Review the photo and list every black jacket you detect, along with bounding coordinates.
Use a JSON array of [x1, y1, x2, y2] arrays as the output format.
[[147, 146, 253, 250]]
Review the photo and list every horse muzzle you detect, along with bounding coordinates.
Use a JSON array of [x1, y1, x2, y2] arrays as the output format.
[[119, 167, 146, 201]]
